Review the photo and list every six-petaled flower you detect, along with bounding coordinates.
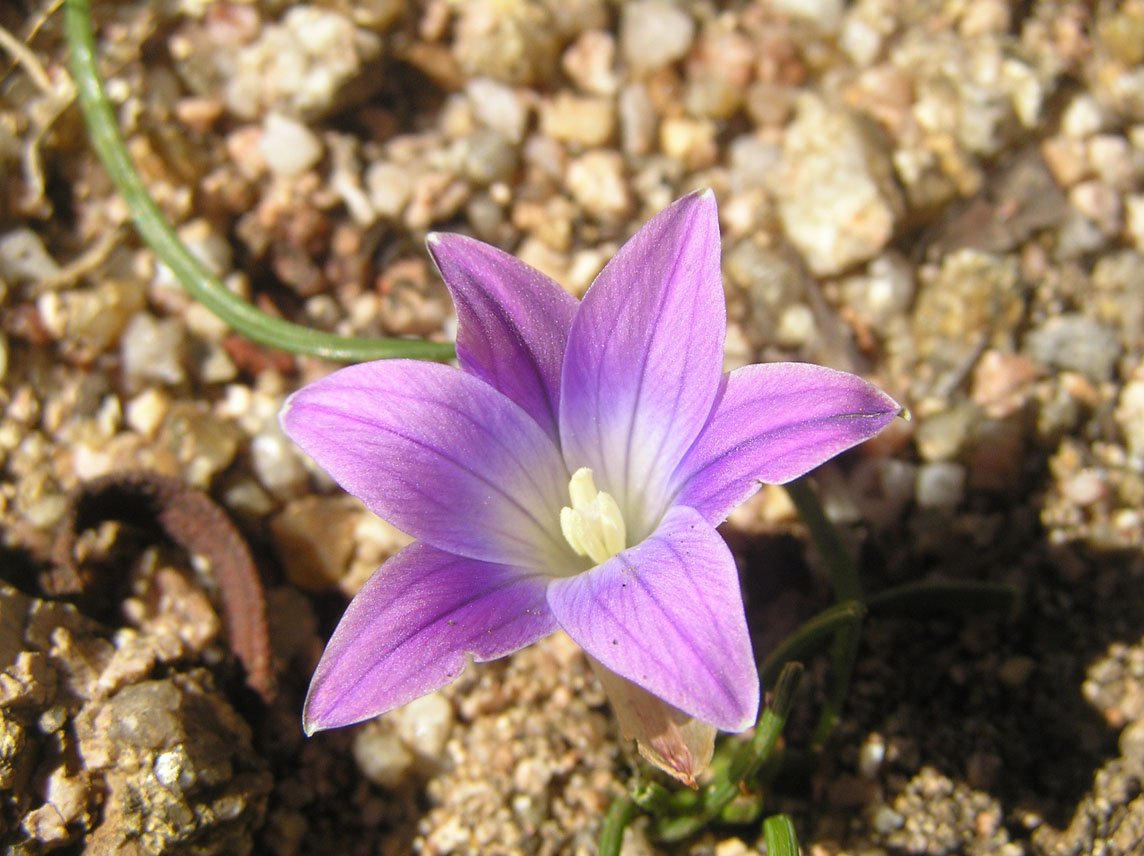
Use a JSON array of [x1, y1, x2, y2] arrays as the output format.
[[281, 191, 899, 778]]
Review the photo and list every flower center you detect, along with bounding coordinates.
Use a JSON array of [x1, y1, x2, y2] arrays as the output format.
[[560, 467, 627, 566]]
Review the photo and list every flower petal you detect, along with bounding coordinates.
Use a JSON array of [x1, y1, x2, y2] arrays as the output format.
[[304, 543, 556, 733], [559, 191, 725, 539], [673, 362, 901, 524], [428, 233, 578, 440], [281, 360, 572, 569], [546, 505, 758, 732]]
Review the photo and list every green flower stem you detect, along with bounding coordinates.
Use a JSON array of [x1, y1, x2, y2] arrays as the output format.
[[654, 662, 803, 842], [867, 580, 1018, 617], [598, 796, 637, 856], [783, 477, 863, 748], [720, 661, 802, 788], [812, 618, 860, 747], [758, 600, 865, 690], [63, 0, 455, 363], [763, 814, 800, 856], [784, 477, 861, 602]]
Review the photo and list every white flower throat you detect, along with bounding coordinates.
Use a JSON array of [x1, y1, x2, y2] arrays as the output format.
[[560, 467, 627, 566]]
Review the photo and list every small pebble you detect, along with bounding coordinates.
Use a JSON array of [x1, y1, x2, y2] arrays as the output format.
[[565, 150, 631, 219], [775, 303, 817, 349], [395, 693, 454, 760], [1116, 378, 1144, 459], [270, 495, 360, 591], [125, 388, 172, 439], [618, 83, 657, 156], [451, 0, 558, 86], [562, 30, 619, 96], [1126, 195, 1144, 252], [1087, 134, 1137, 187], [120, 313, 188, 388], [659, 116, 717, 169], [842, 252, 915, 328], [727, 134, 782, 191], [539, 92, 615, 147], [0, 228, 60, 284], [775, 95, 903, 275], [769, 0, 844, 31], [1061, 93, 1106, 138], [461, 130, 518, 185], [872, 804, 906, 834], [1061, 469, 1107, 507], [158, 402, 242, 487], [1069, 180, 1123, 235], [365, 161, 414, 220], [1024, 314, 1121, 381], [251, 429, 310, 498], [915, 407, 975, 462], [223, 5, 383, 120], [915, 461, 967, 510], [619, 1, 695, 74], [858, 733, 887, 778], [466, 78, 530, 143], [260, 114, 324, 178], [352, 724, 413, 789]]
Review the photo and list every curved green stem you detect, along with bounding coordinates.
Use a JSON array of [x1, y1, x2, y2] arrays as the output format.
[[758, 600, 865, 690], [867, 579, 1018, 617], [784, 477, 863, 747], [63, 0, 455, 362], [598, 796, 637, 856], [784, 477, 860, 602]]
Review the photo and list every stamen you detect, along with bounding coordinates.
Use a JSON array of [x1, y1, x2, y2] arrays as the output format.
[[560, 467, 627, 566]]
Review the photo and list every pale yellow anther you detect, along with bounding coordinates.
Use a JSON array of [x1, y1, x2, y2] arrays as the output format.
[[560, 467, 627, 566]]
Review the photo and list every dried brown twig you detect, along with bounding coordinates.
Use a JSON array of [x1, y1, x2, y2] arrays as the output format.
[[51, 470, 275, 702]]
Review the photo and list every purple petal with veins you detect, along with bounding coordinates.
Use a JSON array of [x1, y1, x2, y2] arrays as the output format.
[[547, 506, 759, 732], [304, 543, 555, 733], [428, 233, 577, 441], [281, 359, 572, 570], [559, 191, 725, 540], [674, 362, 901, 524]]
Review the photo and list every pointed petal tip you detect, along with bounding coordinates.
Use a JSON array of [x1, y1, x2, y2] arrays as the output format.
[[278, 389, 298, 425], [876, 385, 904, 413], [425, 230, 484, 253], [301, 679, 357, 735], [718, 670, 760, 734], [300, 673, 391, 736], [730, 699, 760, 734], [300, 695, 350, 736], [424, 231, 479, 268], [425, 230, 465, 250], [670, 187, 717, 219], [424, 230, 456, 262]]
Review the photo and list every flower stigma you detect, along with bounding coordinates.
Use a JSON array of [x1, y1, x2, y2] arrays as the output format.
[[560, 467, 627, 566]]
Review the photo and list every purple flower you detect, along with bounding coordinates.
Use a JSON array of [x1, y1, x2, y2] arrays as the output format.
[[281, 192, 899, 768]]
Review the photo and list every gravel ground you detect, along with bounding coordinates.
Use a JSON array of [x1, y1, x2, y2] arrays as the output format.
[[1, 0, 1142, 854]]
